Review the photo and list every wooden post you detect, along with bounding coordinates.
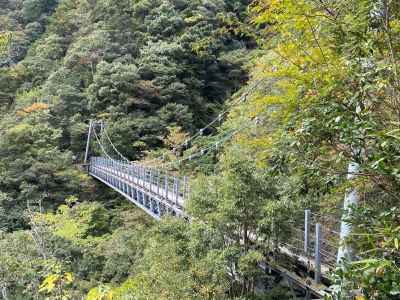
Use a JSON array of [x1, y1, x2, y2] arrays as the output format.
[[315, 223, 322, 284], [84, 120, 93, 164], [304, 210, 310, 255]]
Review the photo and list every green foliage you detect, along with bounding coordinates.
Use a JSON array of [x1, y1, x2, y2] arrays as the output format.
[[184, 149, 290, 298], [9, 0, 400, 299], [86, 285, 113, 300], [329, 207, 400, 299], [0, 110, 92, 230], [88, 61, 140, 112], [250, 0, 400, 297], [0, 0, 260, 299], [46, 202, 111, 241], [0, 32, 12, 55], [0, 231, 44, 297], [39, 271, 74, 299], [0, 0, 56, 66], [110, 218, 230, 300], [22, 0, 58, 23]]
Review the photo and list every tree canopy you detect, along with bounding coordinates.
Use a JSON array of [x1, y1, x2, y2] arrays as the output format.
[[0, 0, 399, 299]]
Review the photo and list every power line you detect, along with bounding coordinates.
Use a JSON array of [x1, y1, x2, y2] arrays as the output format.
[[178, 80, 262, 147]]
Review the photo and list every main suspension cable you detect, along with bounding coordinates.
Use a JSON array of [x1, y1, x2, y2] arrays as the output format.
[[153, 79, 264, 161], [160, 118, 257, 169], [92, 126, 115, 161], [102, 126, 130, 163]]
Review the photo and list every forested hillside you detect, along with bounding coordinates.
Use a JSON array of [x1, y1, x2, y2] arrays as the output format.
[[0, 0, 399, 299]]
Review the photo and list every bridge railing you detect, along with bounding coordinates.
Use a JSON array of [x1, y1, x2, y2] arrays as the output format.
[[89, 156, 189, 209]]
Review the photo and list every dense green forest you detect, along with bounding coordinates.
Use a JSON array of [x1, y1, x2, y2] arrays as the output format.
[[0, 0, 399, 299]]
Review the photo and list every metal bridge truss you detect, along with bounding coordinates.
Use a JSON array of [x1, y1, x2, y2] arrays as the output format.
[[89, 157, 188, 220]]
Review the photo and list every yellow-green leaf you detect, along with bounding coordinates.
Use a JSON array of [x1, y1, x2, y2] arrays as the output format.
[[39, 274, 59, 293]]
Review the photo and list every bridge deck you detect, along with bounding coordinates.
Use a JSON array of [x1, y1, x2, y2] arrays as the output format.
[[93, 164, 184, 206], [89, 157, 186, 219]]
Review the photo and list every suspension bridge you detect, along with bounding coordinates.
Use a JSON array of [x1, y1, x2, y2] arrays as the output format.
[[83, 118, 342, 299], [83, 83, 343, 298]]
